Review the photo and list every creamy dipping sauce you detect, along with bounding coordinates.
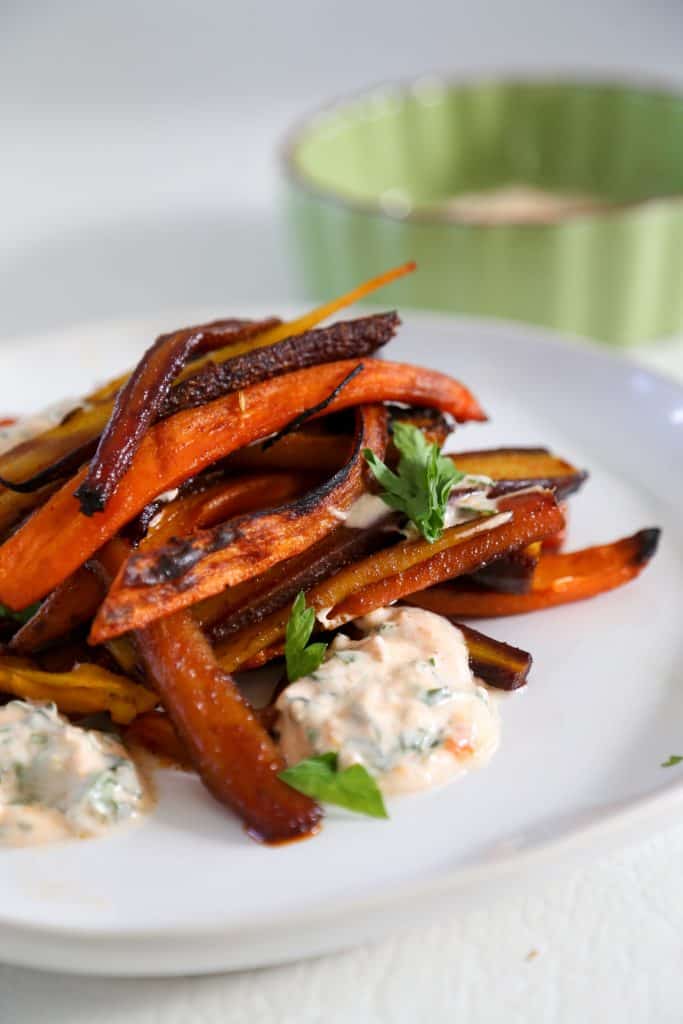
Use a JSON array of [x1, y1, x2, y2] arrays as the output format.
[[434, 185, 608, 224], [276, 606, 500, 795], [0, 701, 148, 847], [344, 493, 391, 530]]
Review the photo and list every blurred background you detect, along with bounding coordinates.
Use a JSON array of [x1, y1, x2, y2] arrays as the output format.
[[2, 0, 683, 342]]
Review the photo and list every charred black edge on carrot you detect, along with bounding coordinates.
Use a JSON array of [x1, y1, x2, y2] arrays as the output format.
[[455, 621, 532, 690], [448, 447, 588, 503], [489, 470, 588, 503], [74, 319, 282, 517], [121, 473, 214, 546], [210, 468, 586, 638], [632, 527, 661, 565], [76, 314, 396, 517], [207, 515, 401, 644], [126, 405, 444, 548], [388, 403, 452, 433], [164, 312, 400, 417], [0, 318, 278, 497], [121, 397, 383, 588]]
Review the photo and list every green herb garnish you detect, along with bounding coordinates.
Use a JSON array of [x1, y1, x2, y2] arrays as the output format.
[[279, 752, 388, 819], [662, 755, 683, 767], [363, 422, 463, 543], [423, 687, 452, 706], [285, 591, 327, 683]]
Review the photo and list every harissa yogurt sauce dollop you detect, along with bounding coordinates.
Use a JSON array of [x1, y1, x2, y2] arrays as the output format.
[[276, 606, 500, 795], [0, 701, 149, 847]]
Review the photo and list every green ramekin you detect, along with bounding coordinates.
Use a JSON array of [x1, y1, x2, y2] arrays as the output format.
[[282, 77, 683, 346]]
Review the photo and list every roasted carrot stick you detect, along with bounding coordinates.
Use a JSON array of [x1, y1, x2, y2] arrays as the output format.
[[227, 404, 451, 475], [318, 490, 564, 625], [90, 405, 388, 641], [199, 515, 397, 643], [215, 490, 564, 672], [142, 472, 311, 546], [137, 610, 322, 843], [10, 565, 104, 654], [96, 476, 305, 676], [196, 261, 416, 366], [405, 528, 660, 617], [0, 656, 157, 724], [450, 448, 587, 501], [75, 320, 278, 514], [0, 321, 276, 498], [456, 622, 532, 690], [227, 432, 350, 473], [11, 472, 307, 655], [77, 312, 399, 515], [0, 360, 484, 610], [0, 266, 415, 529], [163, 311, 400, 418], [92, 536, 322, 841], [469, 542, 541, 594]]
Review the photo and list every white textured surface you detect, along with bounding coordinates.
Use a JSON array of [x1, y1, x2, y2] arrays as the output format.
[[3, 826, 683, 1023], [3, 1, 683, 1018]]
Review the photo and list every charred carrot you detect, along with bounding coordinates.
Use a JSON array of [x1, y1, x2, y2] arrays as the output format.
[[450, 448, 587, 502], [10, 565, 104, 654], [405, 529, 660, 617], [227, 404, 451, 475], [215, 490, 564, 672], [0, 267, 416, 533], [90, 405, 388, 641], [0, 360, 484, 610], [91, 536, 322, 841], [320, 491, 564, 625], [75, 319, 283, 515], [137, 610, 322, 843], [77, 313, 398, 515]]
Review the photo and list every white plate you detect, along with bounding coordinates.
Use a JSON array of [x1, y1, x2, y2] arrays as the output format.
[[0, 310, 681, 977]]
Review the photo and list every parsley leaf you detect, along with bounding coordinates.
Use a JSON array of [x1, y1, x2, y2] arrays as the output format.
[[0, 601, 40, 625], [662, 755, 683, 767], [279, 752, 388, 819], [363, 422, 463, 543], [285, 591, 327, 683]]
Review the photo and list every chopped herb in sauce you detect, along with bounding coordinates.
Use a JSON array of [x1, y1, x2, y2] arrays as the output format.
[[422, 687, 453, 706], [0, 700, 147, 847], [276, 606, 501, 797]]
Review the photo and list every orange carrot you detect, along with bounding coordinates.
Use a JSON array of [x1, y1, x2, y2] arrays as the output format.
[[0, 359, 484, 610], [90, 406, 387, 642], [405, 529, 660, 617]]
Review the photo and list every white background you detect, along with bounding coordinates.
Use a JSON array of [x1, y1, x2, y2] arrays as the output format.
[[2, 2, 683, 1020]]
